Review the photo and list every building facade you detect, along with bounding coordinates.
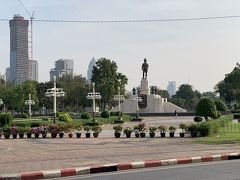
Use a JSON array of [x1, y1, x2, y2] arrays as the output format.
[[9, 15, 29, 84], [87, 57, 96, 81], [5, 67, 10, 82], [29, 60, 38, 81], [50, 59, 74, 81], [167, 81, 176, 97]]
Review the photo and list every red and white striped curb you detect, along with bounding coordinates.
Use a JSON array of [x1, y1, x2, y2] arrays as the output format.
[[0, 153, 239, 180]]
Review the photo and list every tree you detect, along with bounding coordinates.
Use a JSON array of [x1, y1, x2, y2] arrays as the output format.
[[157, 89, 170, 99], [196, 98, 220, 119], [91, 58, 128, 109], [214, 100, 227, 111]]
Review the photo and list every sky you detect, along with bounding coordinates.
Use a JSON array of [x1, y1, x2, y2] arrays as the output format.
[[1, 0, 240, 93]]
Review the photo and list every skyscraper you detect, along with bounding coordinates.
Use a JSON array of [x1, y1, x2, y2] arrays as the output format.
[[87, 57, 96, 81], [29, 60, 38, 81], [167, 81, 176, 97], [9, 15, 29, 84], [5, 67, 10, 82], [50, 59, 74, 81]]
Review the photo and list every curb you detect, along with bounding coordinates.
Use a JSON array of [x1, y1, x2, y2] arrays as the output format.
[[1, 152, 240, 180]]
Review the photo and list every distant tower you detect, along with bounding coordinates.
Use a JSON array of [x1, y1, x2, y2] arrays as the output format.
[[87, 57, 96, 81], [5, 67, 10, 82], [9, 15, 29, 84], [167, 81, 176, 97], [50, 59, 74, 81], [29, 60, 38, 81]]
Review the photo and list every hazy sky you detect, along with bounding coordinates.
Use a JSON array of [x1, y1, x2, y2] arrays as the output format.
[[1, 0, 240, 92]]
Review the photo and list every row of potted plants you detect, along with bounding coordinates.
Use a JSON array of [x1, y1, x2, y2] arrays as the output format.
[[113, 122, 190, 138], [0, 124, 103, 139]]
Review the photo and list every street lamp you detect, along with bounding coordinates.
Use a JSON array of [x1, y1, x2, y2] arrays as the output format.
[[25, 94, 35, 118], [45, 76, 65, 123], [86, 82, 101, 122], [113, 87, 125, 121], [132, 95, 142, 119]]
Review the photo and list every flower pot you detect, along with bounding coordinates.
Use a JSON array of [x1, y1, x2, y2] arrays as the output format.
[[68, 133, 73, 138], [149, 132, 155, 138], [4, 134, 10, 139], [19, 133, 24, 139], [35, 134, 39, 138], [12, 134, 17, 139], [93, 132, 99, 138], [140, 132, 146, 138], [126, 133, 132, 138], [42, 133, 47, 138], [85, 133, 91, 138], [191, 131, 198, 138], [135, 132, 139, 138], [59, 132, 64, 138], [160, 132, 166, 138], [76, 133, 81, 138], [169, 132, 175, 138], [51, 132, 57, 138], [179, 132, 185, 138], [27, 133, 32, 138], [114, 132, 121, 138]]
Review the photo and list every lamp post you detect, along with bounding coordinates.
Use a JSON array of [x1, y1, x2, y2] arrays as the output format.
[[25, 94, 35, 118], [45, 76, 65, 123], [113, 87, 125, 121], [86, 82, 101, 122], [132, 95, 142, 118]]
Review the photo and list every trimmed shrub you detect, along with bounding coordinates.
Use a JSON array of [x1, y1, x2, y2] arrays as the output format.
[[58, 113, 73, 123], [214, 100, 227, 112], [196, 98, 220, 119], [101, 110, 109, 118], [198, 122, 211, 137], [187, 123, 198, 133], [0, 113, 13, 127], [30, 122, 41, 127], [194, 116, 203, 123], [110, 111, 116, 116], [233, 114, 240, 119], [13, 113, 28, 119], [115, 111, 122, 117], [81, 112, 91, 119]]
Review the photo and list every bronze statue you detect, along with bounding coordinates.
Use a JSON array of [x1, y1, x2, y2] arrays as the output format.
[[142, 58, 149, 79]]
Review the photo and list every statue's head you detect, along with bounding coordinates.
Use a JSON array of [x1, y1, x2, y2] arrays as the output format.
[[144, 58, 147, 63]]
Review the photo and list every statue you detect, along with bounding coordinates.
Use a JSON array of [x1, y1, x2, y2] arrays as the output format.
[[142, 58, 149, 79], [132, 87, 136, 95]]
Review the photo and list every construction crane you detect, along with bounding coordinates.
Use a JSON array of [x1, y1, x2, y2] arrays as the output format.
[[17, 0, 34, 60]]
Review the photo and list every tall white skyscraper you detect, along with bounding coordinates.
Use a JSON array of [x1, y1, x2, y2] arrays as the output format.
[[87, 57, 96, 81], [50, 59, 74, 81], [167, 81, 176, 97]]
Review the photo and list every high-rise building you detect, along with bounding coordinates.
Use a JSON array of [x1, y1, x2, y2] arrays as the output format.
[[167, 81, 176, 97], [50, 59, 74, 81], [9, 15, 29, 84], [5, 67, 10, 82], [29, 60, 38, 81], [87, 57, 96, 81]]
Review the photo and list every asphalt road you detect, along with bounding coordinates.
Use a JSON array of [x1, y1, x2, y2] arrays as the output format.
[[54, 160, 240, 180]]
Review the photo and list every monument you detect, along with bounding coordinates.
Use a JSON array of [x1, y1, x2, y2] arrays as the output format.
[[113, 58, 186, 114]]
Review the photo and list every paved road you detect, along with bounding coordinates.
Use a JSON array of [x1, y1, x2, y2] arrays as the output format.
[[55, 160, 240, 180]]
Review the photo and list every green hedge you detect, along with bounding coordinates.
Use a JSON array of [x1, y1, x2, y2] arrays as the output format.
[[0, 113, 13, 127]]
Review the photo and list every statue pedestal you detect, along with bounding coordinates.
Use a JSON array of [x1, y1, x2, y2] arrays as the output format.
[[140, 78, 149, 95]]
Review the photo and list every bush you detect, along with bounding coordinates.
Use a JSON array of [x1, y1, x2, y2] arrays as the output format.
[[194, 116, 203, 123], [30, 122, 41, 127], [92, 126, 102, 133], [110, 112, 116, 116], [214, 100, 227, 111], [198, 122, 211, 137], [101, 110, 110, 118], [115, 111, 122, 117], [187, 123, 198, 133], [58, 113, 73, 123], [233, 114, 240, 119], [13, 113, 28, 119], [208, 120, 220, 135], [0, 113, 13, 127], [81, 112, 91, 119], [196, 98, 219, 119], [113, 125, 123, 133]]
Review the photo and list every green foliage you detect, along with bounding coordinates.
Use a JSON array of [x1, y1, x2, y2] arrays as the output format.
[[115, 111, 122, 117], [168, 126, 176, 132], [233, 114, 240, 119], [0, 113, 13, 127], [81, 112, 91, 119], [3, 125, 11, 135], [158, 125, 167, 133], [149, 126, 157, 133], [16, 126, 27, 134], [91, 126, 102, 133], [58, 113, 73, 123], [214, 100, 227, 111], [113, 125, 123, 133], [83, 125, 91, 133], [179, 123, 187, 132], [196, 98, 219, 119], [194, 116, 203, 123], [101, 110, 110, 118], [123, 127, 133, 134], [14, 113, 28, 119], [197, 122, 211, 137], [187, 123, 198, 133], [208, 120, 220, 135], [110, 111, 116, 116]]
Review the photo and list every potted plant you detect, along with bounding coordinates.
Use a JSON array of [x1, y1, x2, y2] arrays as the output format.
[[75, 125, 82, 138], [40, 125, 48, 138], [138, 122, 147, 138], [179, 123, 187, 138], [158, 125, 167, 138], [32, 127, 41, 138], [3, 126, 11, 139], [149, 126, 157, 138], [11, 125, 17, 139], [66, 124, 74, 138], [25, 127, 32, 138], [113, 125, 122, 138], [133, 125, 140, 138], [48, 124, 59, 138], [169, 126, 176, 138], [58, 124, 66, 138], [92, 125, 102, 138], [84, 125, 91, 138], [17, 127, 26, 139], [187, 123, 198, 137], [123, 127, 133, 138]]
